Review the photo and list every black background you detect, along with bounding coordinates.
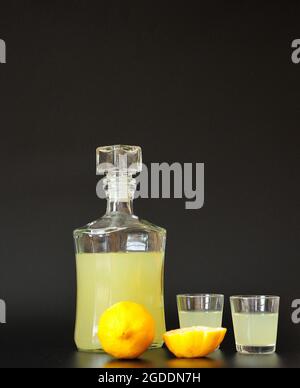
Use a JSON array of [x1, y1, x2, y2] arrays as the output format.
[[0, 1, 299, 367]]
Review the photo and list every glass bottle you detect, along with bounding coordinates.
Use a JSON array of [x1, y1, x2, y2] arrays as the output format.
[[73, 145, 166, 352]]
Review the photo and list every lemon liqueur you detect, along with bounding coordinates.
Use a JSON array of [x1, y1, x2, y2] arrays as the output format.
[[73, 145, 166, 352]]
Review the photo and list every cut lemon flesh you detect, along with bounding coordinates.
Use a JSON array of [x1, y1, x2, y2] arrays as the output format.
[[163, 326, 227, 358]]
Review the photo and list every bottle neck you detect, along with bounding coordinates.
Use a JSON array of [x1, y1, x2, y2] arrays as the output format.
[[106, 198, 133, 215], [104, 172, 135, 215]]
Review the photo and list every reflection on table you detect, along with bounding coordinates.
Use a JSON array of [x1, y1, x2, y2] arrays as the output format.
[[68, 348, 227, 368]]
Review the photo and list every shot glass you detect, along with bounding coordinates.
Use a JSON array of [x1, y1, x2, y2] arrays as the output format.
[[230, 295, 280, 355], [177, 294, 224, 328]]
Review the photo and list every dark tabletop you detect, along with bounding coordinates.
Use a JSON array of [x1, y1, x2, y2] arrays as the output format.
[[1, 346, 300, 368], [0, 322, 299, 368]]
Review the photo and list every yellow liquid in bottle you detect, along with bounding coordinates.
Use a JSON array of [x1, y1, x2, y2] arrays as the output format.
[[75, 252, 165, 351]]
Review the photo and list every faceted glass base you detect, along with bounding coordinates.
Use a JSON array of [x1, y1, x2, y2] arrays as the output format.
[[77, 342, 164, 353], [149, 342, 164, 349], [236, 344, 276, 355]]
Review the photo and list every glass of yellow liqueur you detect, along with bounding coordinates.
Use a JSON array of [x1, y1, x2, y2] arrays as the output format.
[[177, 294, 224, 328], [230, 295, 280, 354]]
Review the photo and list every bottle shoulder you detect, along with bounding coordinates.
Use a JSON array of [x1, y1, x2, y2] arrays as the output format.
[[73, 213, 166, 253], [73, 213, 166, 237]]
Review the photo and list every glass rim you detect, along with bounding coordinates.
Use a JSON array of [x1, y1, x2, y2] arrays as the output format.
[[230, 295, 280, 300], [177, 293, 224, 299]]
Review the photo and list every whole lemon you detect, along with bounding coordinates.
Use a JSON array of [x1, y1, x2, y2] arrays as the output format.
[[98, 301, 155, 359]]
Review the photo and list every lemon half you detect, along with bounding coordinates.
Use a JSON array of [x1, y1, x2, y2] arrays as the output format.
[[163, 326, 227, 358]]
